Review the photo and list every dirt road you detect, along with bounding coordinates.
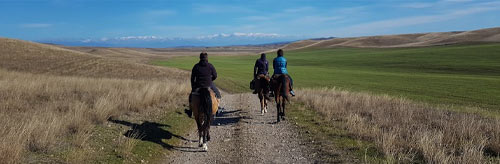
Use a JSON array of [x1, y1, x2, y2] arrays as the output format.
[[166, 93, 315, 164]]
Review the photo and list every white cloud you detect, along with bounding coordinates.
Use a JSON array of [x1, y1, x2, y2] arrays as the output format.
[[283, 7, 315, 13], [193, 4, 256, 14], [331, 5, 500, 36], [20, 23, 52, 28], [442, 0, 475, 3], [399, 2, 435, 8], [293, 16, 343, 23], [81, 39, 92, 43], [335, 6, 367, 14], [144, 10, 176, 16], [240, 16, 272, 21]]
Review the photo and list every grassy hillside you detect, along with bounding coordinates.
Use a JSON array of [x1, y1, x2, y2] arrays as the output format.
[[0, 38, 187, 80], [153, 43, 500, 111], [0, 38, 192, 163], [280, 27, 500, 49]]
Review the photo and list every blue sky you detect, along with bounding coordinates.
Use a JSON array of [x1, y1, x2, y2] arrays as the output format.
[[1, 0, 500, 42]]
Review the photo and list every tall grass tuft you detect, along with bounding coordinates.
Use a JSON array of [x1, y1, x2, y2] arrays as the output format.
[[296, 88, 500, 163], [0, 69, 190, 163]]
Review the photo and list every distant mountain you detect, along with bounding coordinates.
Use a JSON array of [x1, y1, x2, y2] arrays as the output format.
[[39, 33, 305, 48], [309, 37, 336, 41]]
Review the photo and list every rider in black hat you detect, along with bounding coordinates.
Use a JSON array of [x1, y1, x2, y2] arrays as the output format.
[[190, 52, 221, 100], [253, 53, 269, 94]]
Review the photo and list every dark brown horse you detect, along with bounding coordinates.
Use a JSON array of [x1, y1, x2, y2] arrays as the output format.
[[190, 88, 219, 151], [255, 74, 271, 115], [271, 74, 291, 122]]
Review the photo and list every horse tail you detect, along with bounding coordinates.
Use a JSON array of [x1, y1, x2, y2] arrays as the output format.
[[280, 75, 289, 102], [263, 78, 272, 101], [199, 88, 213, 124]]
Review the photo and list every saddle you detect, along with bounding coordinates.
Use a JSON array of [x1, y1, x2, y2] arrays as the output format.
[[250, 74, 270, 90], [271, 74, 286, 82], [256, 74, 270, 80], [191, 87, 212, 96]]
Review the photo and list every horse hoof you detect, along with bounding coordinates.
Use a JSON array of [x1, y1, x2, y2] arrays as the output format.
[[202, 144, 208, 151]]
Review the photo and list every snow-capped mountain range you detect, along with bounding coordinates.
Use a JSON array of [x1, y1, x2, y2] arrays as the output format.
[[41, 33, 305, 48]]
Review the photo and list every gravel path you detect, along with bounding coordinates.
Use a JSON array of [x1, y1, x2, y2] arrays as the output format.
[[166, 93, 314, 164]]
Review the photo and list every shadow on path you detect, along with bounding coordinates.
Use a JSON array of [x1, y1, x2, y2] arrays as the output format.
[[108, 118, 200, 152], [212, 109, 246, 126]]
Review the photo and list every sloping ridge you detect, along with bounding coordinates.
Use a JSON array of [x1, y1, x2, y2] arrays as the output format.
[[0, 38, 186, 80], [282, 27, 500, 50]]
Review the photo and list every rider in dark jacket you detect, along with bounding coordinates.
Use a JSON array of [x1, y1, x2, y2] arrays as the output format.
[[191, 52, 221, 99], [254, 53, 269, 78], [272, 49, 295, 96], [253, 53, 269, 94]]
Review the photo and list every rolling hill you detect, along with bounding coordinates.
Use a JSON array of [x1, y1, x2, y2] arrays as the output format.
[[281, 27, 500, 50], [0, 38, 187, 80], [0, 37, 192, 163]]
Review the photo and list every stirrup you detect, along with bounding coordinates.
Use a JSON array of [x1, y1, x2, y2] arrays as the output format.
[[290, 90, 295, 97]]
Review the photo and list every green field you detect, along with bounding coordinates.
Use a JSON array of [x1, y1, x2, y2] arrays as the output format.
[[153, 43, 500, 111]]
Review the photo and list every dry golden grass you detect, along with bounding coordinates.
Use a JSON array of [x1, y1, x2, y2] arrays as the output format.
[[0, 38, 188, 80], [117, 129, 146, 158], [279, 40, 321, 51], [0, 69, 190, 163], [0, 38, 195, 163], [296, 88, 500, 163]]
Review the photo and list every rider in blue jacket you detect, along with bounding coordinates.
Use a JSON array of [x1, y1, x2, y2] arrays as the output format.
[[272, 49, 295, 96]]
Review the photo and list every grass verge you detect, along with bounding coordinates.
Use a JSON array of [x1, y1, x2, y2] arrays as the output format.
[[288, 102, 386, 163], [79, 107, 194, 164]]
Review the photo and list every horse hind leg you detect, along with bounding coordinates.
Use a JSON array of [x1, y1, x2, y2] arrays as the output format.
[[276, 102, 281, 122], [260, 97, 265, 115], [264, 99, 268, 113], [281, 102, 286, 120], [206, 118, 212, 142], [264, 100, 269, 113], [202, 132, 208, 151], [202, 142, 208, 151], [198, 130, 203, 147], [195, 119, 203, 147], [202, 126, 209, 151]]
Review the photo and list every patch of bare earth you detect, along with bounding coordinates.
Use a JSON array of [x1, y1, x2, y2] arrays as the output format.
[[167, 93, 316, 164]]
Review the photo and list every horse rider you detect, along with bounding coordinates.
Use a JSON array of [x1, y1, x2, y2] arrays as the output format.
[[271, 49, 295, 97], [190, 51, 222, 103], [253, 53, 269, 94]]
